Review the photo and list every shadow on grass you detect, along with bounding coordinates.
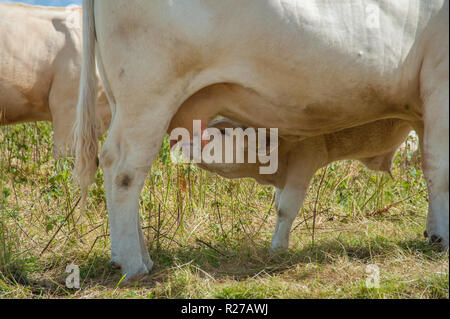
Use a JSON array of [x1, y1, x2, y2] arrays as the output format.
[[10, 236, 445, 296], [98, 236, 446, 288]]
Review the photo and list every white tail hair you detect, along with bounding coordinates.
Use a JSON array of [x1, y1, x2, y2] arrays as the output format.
[[72, 0, 98, 202]]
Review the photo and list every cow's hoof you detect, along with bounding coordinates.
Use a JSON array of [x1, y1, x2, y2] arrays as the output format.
[[430, 235, 442, 244], [145, 259, 154, 273], [426, 233, 449, 251], [110, 260, 121, 270]]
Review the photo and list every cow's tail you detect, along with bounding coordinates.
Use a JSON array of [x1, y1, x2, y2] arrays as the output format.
[[72, 0, 98, 205]]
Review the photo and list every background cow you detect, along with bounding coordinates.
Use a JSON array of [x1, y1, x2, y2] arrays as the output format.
[[0, 3, 110, 157]]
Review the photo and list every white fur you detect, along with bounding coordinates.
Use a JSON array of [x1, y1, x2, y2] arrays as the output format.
[[75, 0, 449, 280]]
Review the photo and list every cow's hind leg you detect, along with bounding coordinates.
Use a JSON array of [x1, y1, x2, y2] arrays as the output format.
[[100, 109, 173, 280]]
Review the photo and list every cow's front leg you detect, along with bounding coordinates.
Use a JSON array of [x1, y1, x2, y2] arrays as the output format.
[[420, 30, 449, 250], [421, 84, 449, 249]]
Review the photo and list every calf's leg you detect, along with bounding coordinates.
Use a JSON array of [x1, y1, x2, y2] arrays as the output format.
[[271, 149, 321, 250]]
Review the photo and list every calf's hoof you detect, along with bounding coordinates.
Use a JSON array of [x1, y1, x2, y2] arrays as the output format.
[[121, 262, 152, 283], [110, 257, 154, 282], [270, 240, 289, 251]]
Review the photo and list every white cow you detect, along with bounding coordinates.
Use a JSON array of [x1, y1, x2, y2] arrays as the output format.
[[0, 3, 110, 157], [74, 0, 449, 280]]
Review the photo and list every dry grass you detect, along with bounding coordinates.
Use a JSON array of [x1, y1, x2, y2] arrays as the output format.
[[0, 123, 448, 299]]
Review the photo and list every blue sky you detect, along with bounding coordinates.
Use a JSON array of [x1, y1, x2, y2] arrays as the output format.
[[0, 0, 81, 6]]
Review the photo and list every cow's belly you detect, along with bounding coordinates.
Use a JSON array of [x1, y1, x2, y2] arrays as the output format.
[[0, 57, 53, 125], [0, 84, 51, 125], [184, 83, 417, 139], [97, 0, 440, 136], [0, 6, 63, 125], [206, 0, 430, 135]]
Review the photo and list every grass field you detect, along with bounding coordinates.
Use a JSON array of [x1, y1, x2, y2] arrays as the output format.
[[0, 122, 448, 299]]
